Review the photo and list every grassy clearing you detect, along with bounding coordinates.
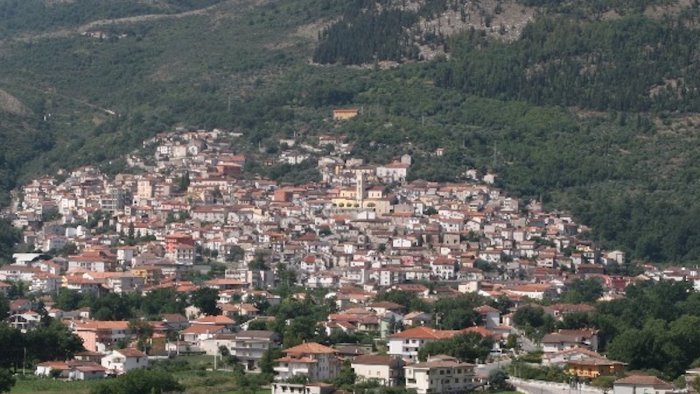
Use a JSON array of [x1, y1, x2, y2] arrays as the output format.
[[10, 367, 265, 393], [11, 376, 99, 394]]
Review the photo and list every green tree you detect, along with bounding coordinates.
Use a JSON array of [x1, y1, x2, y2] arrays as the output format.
[[0, 324, 23, 369], [433, 294, 484, 329], [54, 288, 83, 311], [374, 291, 428, 312], [0, 220, 19, 263], [0, 296, 8, 319], [25, 319, 85, 363], [591, 375, 616, 390], [58, 242, 78, 257], [513, 306, 545, 328], [0, 369, 15, 393], [89, 293, 134, 320], [418, 333, 493, 363], [559, 312, 592, 329], [175, 172, 190, 193], [562, 279, 604, 303], [513, 306, 554, 341], [333, 361, 356, 389], [248, 252, 269, 270], [225, 245, 244, 262], [191, 288, 220, 316], [129, 320, 154, 353], [91, 369, 183, 394], [259, 348, 282, 374], [488, 369, 511, 391]]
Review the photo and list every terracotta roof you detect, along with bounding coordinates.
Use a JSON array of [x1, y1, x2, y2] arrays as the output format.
[[161, 313, 188, 323], [284, 342, 336, 355], [410, 359, 474, 369], [474, 305, 499, 314], [74, 364, 108, 372], [115, 348, 146, 358], [351, 354, 393, 366], [614, 375, 673, 389], [181, 325, 227, 334], [568, 357, 625, 367], [368, 301, 405, 310], [461, 326, 496, 338], [74, 321, 129, 331], [193, 315, 236, 325], [389, 326, 458, 340], [275, 356, 317, 364], [37, 361, 70, 369]]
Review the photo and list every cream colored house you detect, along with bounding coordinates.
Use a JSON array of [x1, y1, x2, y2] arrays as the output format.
[[351, 354, 403, 387], [405, 355, 476, 394], [274, 342, 340, 381]]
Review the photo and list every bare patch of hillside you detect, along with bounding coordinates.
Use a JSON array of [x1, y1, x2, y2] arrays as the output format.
[[0, 89, 32, 116]]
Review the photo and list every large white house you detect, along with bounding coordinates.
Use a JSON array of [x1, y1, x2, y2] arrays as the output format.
[[274, 342, 340, 381], [405, 355, 476, 394], [199, 330, 280, 370], [388, 326, 458, 362], [351, 354, 403, 387], [101, 348, 149, 375]]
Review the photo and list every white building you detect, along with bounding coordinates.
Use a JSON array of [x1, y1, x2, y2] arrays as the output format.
[[199, 330, 280, 370], [376, 162, 409, 182], [388, 326, 457, 362], [274, 342, 340, 381], [351, 354, 403, 387], [101, 348, 149, 375], [405, 355, 476, 394]]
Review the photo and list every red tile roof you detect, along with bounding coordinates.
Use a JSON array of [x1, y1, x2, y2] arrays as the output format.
[[284, 342, 336, 355]]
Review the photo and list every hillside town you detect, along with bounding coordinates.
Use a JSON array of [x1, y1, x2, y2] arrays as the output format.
[[1, 125, 699, 394]]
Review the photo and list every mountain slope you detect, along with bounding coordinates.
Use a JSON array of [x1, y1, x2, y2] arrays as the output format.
[[0, 0, 700, 263]]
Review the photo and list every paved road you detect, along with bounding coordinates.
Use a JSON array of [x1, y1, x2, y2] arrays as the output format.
[[509, 377, 604, 394], [475, 358, 512, 379]]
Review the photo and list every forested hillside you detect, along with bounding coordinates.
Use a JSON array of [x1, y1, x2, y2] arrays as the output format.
[[0, 0, 225, 35], [1, 0, 700, 264]]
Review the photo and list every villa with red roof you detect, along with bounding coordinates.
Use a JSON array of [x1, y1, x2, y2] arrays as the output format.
[[388, 326, 460, 362], [274, 342, 341, 381], [72, 320, 131, 352]]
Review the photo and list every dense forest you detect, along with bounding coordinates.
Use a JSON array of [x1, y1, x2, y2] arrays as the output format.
[[437, 15, 700, 112], [313, 9, 420, 64]]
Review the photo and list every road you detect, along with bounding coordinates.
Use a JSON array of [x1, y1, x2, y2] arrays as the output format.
[[509, 377, 604, 394], [475, 358, 512, 379]]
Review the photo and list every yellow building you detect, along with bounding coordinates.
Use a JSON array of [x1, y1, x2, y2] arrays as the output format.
[[567, 357, 626, 379], [131, 267, 162, 285], [332, 108, 359, 120]]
